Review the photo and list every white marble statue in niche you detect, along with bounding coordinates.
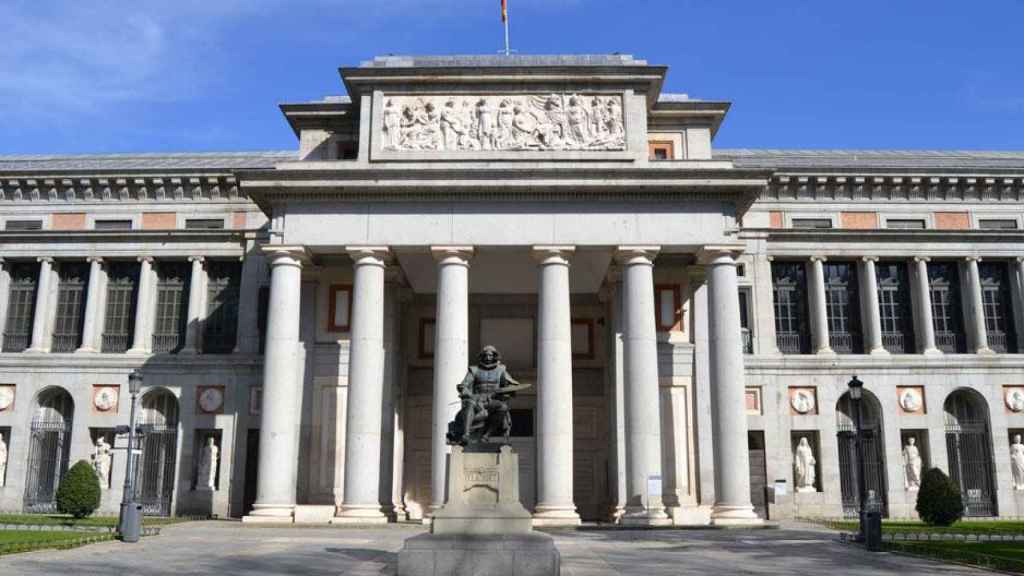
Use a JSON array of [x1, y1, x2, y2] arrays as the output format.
[[197, 436, 219, 491], [92, 436, 112, 489], [0, 433, 7, 486], [794, 437, 817, 493], [381, 93, 626, 152], [1011, 434, 1024, 491], [902, 437, 923, 491]]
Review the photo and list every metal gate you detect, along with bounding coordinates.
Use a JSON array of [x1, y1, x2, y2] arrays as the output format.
[[837, 409, 888, 518], [24, 421, 71, 513], [944, 394, 997, 517], [748, 431, 768, 519], [136, 427, 178, 516]]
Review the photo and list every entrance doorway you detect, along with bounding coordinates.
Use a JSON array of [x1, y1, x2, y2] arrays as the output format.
[[24, 388, 74, 513], [137, 389, 179, 516], [944, 389, 997, 517], [836, 391, 888, 518]]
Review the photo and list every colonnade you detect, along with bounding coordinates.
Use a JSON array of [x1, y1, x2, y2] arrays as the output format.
[[247, 244, 759, 526]]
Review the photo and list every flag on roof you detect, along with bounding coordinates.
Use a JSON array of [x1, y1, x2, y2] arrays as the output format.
[[501, 0, 508, 23]]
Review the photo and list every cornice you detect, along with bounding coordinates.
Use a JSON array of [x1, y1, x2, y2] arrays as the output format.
[[0, 174, 245, 204], [763, 173, 1024, 204]]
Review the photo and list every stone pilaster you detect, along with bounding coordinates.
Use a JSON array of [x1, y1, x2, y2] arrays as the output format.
[[0, 260, 11, 352], [700, 246, 762, 526], [429, 246, 473, 515], [243, 245, 308, 523], [911, 256, 941, 355], [337, 247, 390, 524], [181, 256, 207, 355], [127, 256, 155, 355], [859, 257, 887, 355], [606, 267, 627, 521], [75, 257, 105, 353], [808, 256, 833, 355], [26, 257, 54, 353], [532, 246, 581, 526], [616, 246, 670, 525]]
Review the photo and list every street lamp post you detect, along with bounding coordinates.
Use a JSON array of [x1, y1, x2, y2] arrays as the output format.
[[118, 370, 143, 543], [847, 375, 867, 543]]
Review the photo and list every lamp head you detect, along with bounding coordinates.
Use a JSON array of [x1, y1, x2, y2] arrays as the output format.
[[128, 370, 143, 395], [847, 375, 864, 401]]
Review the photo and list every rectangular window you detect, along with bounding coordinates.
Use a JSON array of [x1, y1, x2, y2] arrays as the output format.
[[184, 218, 225, 230], [886, 219, 927, 230], [771, 262, 810, 354], [94, 220, 132, 231], [655, 285, 681, 331], [152, 262, 190, 353], [101, 262, 139, 353], [928, 262, 966, 353], [979, 262, 1017, 353], [824, 262, 862, 353], [5, 220, 42, 231], [203, 261, 241, 353], [876, 262, 915, 353], [51, 262, 89, 352], [648, 141, 674, 161], [3, 262, 39, 352], [327, 284, 352, 332], [978, 219, 1018, 230], [792, 218, 832, 229], [739, 288, 753, 354]]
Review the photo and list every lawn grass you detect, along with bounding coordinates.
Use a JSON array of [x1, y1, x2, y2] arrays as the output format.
[[888, 540, 1024, 573], [0, 529, 115, 555], [0, 513, 186, 528], [818, 519, 1024, 535]]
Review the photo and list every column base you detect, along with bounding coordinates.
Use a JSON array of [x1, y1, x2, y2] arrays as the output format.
[[532, 505, 581, 527], [125, 348, 151, 355], [868, 347, 889, 356], [976, 347, 996, 356], [74, 346, 98, 354], [24, 347, 48, 354], [621, 505, 671, 526], [710, 504, 763, 526], [814, 347, 835, 356], [922, 347, 943, 357], [333, 504, 389, 525], [242, 504, 295, 524]]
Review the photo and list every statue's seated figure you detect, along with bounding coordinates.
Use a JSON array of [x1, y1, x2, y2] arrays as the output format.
[[446, 346, 530, 446]]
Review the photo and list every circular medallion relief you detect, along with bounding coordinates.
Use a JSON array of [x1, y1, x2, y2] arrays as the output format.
[[0, 387, 13, 411], [198, 388, 224, 414], [93, 387, 117, 412], [791, 390, 816, 414], [899, 388, 923, 413], [1006, 388, 1024, 413]]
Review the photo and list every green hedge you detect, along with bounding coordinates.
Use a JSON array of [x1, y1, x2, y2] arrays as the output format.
[[916, 468, 964, 527], [54, 461, 101, 519]]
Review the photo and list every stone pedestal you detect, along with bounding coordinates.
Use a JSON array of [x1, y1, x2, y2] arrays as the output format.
[[398, 445, 559, 576]]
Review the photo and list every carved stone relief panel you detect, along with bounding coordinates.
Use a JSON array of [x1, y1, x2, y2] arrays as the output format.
[[380, 93, 626, 152]]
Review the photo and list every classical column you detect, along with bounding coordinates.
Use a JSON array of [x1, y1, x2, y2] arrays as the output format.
[[429, 246, 473, 514], [0, 260, 11, 353], [808, 256, 833, 355], [617, 246, 669, 525], [244, 246, 307, 522], [607, 268, 627, 521], [965, 257, 993, 354], [700, 247, 762, 525], [76, 257, 105, 353], [532, 246, 581, 526], [912, 257, 941, 355], [127, 256, 155, 355], [181, 256, 207, 354], [337, 247, 390, 524], [26, 257, 54, 353], [859, 257, 887, 355]]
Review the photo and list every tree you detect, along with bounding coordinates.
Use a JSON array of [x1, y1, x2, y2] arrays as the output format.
[[55, 460, 101, 519], [915, 467, 964, 526]]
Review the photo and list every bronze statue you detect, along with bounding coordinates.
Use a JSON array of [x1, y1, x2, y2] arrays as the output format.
[[446, 346, 531, 447]]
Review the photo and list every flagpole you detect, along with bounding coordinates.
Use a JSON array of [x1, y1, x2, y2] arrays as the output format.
[[504, 2, 511, 56]]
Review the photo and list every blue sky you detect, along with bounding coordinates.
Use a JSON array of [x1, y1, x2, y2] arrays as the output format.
[[2, 0, 1022, 155]]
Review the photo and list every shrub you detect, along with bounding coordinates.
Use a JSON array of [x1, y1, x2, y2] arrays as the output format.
[[55, 460, 101, 519], [915, 467, 964, 527]]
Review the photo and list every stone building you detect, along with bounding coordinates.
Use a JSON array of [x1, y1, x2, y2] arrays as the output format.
[[0, 54, 1022, 523]]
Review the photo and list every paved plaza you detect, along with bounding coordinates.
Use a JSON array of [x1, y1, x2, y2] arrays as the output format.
[[0, 521, 997, 575]]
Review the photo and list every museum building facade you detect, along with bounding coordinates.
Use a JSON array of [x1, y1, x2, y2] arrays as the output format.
[[0, 55, 1022, 524]]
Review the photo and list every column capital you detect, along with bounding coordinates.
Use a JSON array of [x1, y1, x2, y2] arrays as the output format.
[[137, 255, 155, 264], [697, 244, 744, 266], [532, 245, 574, 265], [964, 255, 983, 263], [260, 245, 309, 268], [37, 256, 54, 264], [808, 254, 828, 263], [188, 255, 205, 264], [913, 255, 931, 263], [346, 246, 390, 268], [430, 246, 474, 264], [861, 256, 879, 263], [85, 256, 104, 264], [614, 245, 660, 265]]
